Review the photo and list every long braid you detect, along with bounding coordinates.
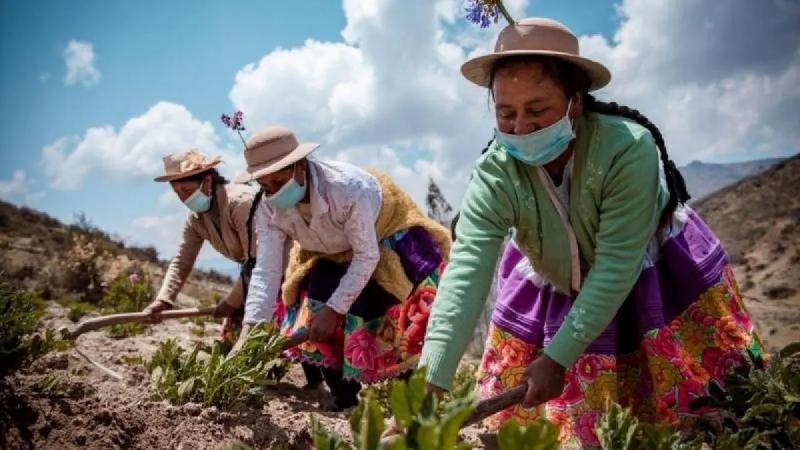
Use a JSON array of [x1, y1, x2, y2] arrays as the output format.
[[583, 94, 690, 228]]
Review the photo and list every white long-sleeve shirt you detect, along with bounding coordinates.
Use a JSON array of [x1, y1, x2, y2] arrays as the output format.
[[243, 159, 383, 323]]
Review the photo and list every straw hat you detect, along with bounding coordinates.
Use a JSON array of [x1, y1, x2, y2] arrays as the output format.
[[153, 150, 222, 182], [461, 17, 611, 91], [235, 126, 319, 183]]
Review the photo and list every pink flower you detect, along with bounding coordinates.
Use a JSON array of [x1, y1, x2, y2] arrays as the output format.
[[559, 370, 583, 405], [574, 411, 601, 447], [713, 350, 746, 382], [128, 272, 140, 284], [648, 329, 680, 360], [344, 329, 379, 371], [481, 347, 503, 376], [575, 355, 604, 382]]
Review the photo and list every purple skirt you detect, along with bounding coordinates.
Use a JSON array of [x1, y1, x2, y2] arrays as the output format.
[[477, 207, 762, 447]]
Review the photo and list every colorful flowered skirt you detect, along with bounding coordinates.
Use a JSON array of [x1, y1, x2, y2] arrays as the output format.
[[477, 206, 763, 448], [280, 227, 444, 383]]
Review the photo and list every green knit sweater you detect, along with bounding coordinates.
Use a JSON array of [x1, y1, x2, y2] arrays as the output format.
[[419, 112, 670, 389]]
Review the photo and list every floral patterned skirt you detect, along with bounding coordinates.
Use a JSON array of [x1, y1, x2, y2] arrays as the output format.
[[280, 227, 444, 383], [477, 207, 763, 448]]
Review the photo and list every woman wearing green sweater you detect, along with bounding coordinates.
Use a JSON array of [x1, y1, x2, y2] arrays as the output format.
[[419, 18, 762, 447]]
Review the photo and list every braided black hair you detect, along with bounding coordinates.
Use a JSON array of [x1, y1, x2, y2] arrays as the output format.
[[487, 55, 690, 228]]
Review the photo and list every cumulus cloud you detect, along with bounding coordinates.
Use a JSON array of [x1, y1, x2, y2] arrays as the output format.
[[229, 0, 512, 208], [0, 170, 44, 205], [64, 40, 101, 87], [227, 0, 798, 209], [128, 210, 235, 272], [581, 0, 800, 163], [40, 101, 239, 190]]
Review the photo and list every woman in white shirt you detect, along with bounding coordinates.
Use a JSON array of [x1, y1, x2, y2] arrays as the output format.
[[236, 126, 451, 411]]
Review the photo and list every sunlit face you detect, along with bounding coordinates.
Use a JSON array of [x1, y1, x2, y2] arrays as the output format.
[[492, 61, 582, 135], [170, 174, 211, 203], [256, 160, 307, 196]]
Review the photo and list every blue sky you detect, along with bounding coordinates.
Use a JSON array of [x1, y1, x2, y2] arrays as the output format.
[[1, 0, 798, 274]]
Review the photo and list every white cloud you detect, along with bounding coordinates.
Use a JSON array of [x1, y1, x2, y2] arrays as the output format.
[[581, 0, 800, 163], [128, 208, 236, 273], [227, 0, 798, 210], [229, 0, 512, 208], [0, 169, 45, 205], [64, 40, 101, 87], [40, 101, 239, 190]]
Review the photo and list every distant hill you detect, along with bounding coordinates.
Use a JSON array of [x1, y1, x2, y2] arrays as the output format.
[[680, 157, 784, 203], [695, 154, 800, 349], [0, 200, 232, 304]]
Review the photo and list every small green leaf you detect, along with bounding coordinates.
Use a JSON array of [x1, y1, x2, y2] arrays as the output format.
[[390, 381, 412, 428]]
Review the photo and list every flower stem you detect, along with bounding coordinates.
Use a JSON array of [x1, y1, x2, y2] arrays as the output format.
[[496, 1, 515, 25], [237, 131, 248, 150]]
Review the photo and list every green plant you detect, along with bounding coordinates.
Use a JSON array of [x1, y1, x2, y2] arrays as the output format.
[[0, 281, 45, 374], [57, 295, 95, 322], [60, 233, 109, 302], [312, 366, 476, 450], [366, 362, 477, 419], [145, 324, 286, 409], [596, 402, 689, 450], [688, 343, 800, 449], [102, 271, 153, 338], [33, 373, 79, 397], [0, 282, 68, 375], [496, 419, 560, 450]]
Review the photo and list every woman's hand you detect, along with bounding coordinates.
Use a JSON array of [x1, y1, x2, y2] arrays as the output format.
[[142, 300, 173, 324], [522, 354, 566, 408], [213, 300, 237, 318], [309, 306, 341, 342]]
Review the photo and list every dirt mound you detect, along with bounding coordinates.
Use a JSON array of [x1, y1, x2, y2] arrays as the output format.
[[695, 154, 800, 350]]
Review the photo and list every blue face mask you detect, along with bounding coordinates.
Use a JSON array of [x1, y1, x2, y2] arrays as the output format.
[[495, 99, 576, 166], [266, 164, 307, 210], [184, 185, 212, 213]]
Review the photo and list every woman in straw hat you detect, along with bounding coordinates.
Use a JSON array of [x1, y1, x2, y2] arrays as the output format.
[[236, 126, 451, 412], [419, 18, 762, 446], [143, 150, 265, 339]]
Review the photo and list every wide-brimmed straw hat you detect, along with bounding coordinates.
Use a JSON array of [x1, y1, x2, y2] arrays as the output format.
[[461, 17, 611, 91], [235, 126, 319, 183], [153, 150, 222, 182]]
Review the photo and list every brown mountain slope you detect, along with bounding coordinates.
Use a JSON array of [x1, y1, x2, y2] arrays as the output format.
[[0, 200, 232, 304], [695, 154, 800, 350]]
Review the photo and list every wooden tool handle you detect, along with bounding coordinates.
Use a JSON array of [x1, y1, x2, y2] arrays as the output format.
[[61, 307, 216, 340], [280, 329, 310, 351], [463, 384, 527, 428]]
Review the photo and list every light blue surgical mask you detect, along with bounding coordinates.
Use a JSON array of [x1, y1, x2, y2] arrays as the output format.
[[495, 99, 576, 166], [266, 164, 307, 209], [183, 185, 212, 213]]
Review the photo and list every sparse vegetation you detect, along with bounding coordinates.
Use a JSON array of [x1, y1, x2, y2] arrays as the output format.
[[312, 365, 560, 450], [145, 324, 286, 409], [0, 281, 71, 376], [101, 271, 153, 338]]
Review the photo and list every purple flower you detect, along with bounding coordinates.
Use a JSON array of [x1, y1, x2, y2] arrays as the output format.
[[465, 0, 501, 28], [232, 110, 244, 129], [221, 110, 245, 132], [128, 272, 140, 285]]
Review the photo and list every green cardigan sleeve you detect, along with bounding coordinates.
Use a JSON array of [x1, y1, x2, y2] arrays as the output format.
[[545, 130, 662, 368], [419, 154, 516, 389]]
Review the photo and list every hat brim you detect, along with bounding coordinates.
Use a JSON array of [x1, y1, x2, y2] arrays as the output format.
[[461, 50, 611, 91], [234, 142, 320, 183], [153, 159, 222, 182]]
